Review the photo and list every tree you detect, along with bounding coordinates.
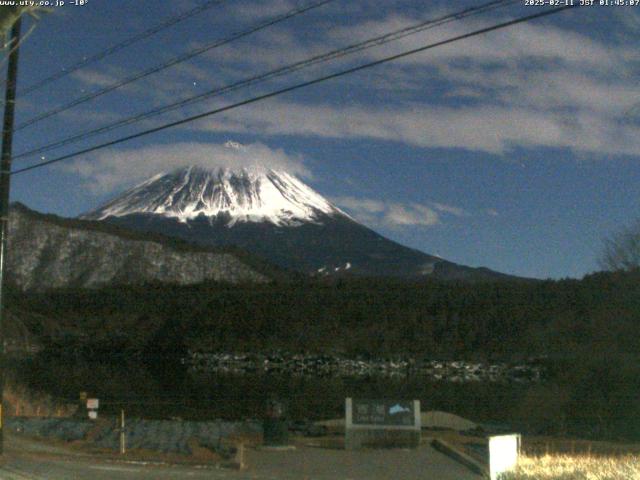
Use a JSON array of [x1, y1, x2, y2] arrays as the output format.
[[599, 220, 640, 272]]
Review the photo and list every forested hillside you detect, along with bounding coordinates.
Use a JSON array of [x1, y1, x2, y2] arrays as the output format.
[[11, 270, 640, 361], [7, 270, 640, 440]]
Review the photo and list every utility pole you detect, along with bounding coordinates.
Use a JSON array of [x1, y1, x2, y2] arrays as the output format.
[[0, 14, 22, 455]]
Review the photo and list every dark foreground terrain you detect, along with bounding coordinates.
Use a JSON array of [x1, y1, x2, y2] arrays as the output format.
[[1, 432, 478, 480], [5, 269, 640, 441]]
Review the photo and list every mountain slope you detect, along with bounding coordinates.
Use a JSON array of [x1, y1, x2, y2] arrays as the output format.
[[7, 203, 270, 291], [83, 164, 513, 281]]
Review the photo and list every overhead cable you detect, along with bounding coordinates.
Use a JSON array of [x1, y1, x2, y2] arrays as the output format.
[[14, 0, 227, 96], [12, 5, 576, 176], [15, 0, 517, 160], [14, 0, 336, 131]]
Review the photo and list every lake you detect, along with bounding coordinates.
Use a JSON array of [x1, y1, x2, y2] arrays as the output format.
[[12, 354, 534, 428]]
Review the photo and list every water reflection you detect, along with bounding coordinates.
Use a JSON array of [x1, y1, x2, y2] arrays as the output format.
[[13, 355, 531, 426]]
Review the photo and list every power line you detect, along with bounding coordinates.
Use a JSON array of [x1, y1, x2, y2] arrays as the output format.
[[12, 0, 227, 96], [14, 0, 336, 132], [12, 5, 577, 176], [14, 0, 518, 161]]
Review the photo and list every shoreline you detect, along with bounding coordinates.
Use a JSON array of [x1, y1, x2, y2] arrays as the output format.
[[188, 352, 544, 383]]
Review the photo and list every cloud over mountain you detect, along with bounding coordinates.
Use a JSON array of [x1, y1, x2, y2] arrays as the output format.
[[63, 141, 310, 195]]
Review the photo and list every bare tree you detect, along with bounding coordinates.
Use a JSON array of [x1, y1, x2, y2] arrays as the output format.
[[599, 220, 640, 272]]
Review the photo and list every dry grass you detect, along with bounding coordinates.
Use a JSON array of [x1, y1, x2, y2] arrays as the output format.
[[523, 437, 640, 457], [4, 382, 78, 418], [502, 453, 640, 480]]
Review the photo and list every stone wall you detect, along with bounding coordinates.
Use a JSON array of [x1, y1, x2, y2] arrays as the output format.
[[6, 417, 262, 455]]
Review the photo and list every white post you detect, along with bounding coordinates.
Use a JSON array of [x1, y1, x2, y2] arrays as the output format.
[[489, 434, 521, 480], [120, 409, 126, 455]]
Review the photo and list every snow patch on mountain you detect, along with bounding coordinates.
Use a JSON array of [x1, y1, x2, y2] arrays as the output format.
[[316, 262, 352, 275], [83, 165, 345, 227]]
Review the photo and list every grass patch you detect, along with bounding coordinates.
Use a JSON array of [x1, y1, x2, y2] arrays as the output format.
[[503, 453, 640, 479]]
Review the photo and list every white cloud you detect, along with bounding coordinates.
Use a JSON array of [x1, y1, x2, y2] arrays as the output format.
[[433, 202, 467, 217], [57, 107, 125, 127], [226, 0, 369, 27], [63, 141, 310, 195], [195, 100, 640, 156], [335, 196, 386, 214], [70, 66, 152, 97], [72, 70, 120, 88], [332, 11, 635, 72], [178, 9, 640, 158], [227, 0, 298, 22], [386, 203, 439, 226], [62, 6, 640, 161], [209, 29, 329, 71], [208, 8, 636, 85], [334, 196, 440, 227]]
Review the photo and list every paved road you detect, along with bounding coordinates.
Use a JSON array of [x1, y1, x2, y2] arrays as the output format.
[[0, 434, 481, 479]]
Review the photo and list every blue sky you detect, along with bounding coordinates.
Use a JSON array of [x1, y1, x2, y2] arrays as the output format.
[[6, 0, 640, 279]]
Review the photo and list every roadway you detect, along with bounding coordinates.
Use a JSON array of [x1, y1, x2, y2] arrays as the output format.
[[0, 433, 481, 479]]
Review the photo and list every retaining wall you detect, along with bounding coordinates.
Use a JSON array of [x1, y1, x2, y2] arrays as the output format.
[[7, 417, 261, 455]]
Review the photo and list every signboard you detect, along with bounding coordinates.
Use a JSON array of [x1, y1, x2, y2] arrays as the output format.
[[88, 410, 98, 420], [345, 398, 421, 449], [489, 434, 521, 480], [86, 398, 99, 410], [351, 399, 417, 427]]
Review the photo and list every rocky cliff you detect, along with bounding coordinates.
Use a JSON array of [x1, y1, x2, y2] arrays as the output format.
[[7, 203, 269, 291]]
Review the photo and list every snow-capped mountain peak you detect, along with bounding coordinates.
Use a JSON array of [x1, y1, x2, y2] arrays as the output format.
[[82, 165, 343, 227], [79, 159, 511, 280]]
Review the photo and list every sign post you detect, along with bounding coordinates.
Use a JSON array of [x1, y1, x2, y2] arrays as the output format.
[[488, 434, 521, 480], [87, 398, 99, 420], [345, 398, 421, 449]]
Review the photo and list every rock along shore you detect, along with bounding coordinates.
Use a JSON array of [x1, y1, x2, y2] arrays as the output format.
[[188, 352, 543, 383]]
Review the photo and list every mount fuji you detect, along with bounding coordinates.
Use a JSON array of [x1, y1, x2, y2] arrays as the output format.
[[85, 165, 342, 228], [82, 162, 510, 280]]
